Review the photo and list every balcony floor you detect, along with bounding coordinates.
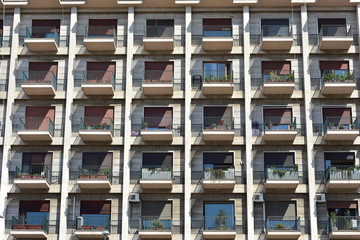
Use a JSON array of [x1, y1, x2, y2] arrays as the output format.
[[14, 179, 50, 189], [18, 131, 53, 142], [329, 231, 360, 239], [143, 38, 174, 51], [326, 180, 360, 190], [263, 82, 295, 95], [138, 230, 172, 239], [77, 179, 111, 189], [24, 39, 58, 52], [266, 230, 301, 239], [81, 84, 115, 96], [321, 82, 356, 95], [84, 38, 116, 51], [265, 179, 299, 189], [264, 130, 298, 141], [139, 179, 173, 189], [79, 131, 113, 142], [202, 130, 235, 142], [75, 230, 109, 239], [202, 83, 234, 95], [10, 229, 48, 239], [202, 179, 236, 189], [21, 85, 56, 96], [202, 37, 233, 51], [202, 230, 236, 239], [324, 130, 358, 141], [319, 37, 353, 50], [142, 83, 173, 95], [141, 130, 173, 142], [261, 37, 293, 51]]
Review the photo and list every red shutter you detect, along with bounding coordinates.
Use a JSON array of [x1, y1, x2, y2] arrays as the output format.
[[144, 107, 173, 127], [262, 61, 291, 75], [319, 61, 349, 70], [28, 62, 58, 83], [84, 106, 114, 126], [88, 19, 117, 36], [144, 62, 173, 83], [264, 108, 292, 124], [19, 201, 50, 212], [80, 201, 111, 214], [32, 19, 60, 31], [87, 62, 115, 83], [322, 108, 352, 124], [25, 106, 55, 130]]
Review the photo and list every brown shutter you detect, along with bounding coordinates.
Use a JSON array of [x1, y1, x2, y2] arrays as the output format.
[[266, 201, 296, 217], [264, 152, 295, 167], [263, 108, 292, 124], [19, 201, 50, 213], [142, 201, 172, 217], [262, 61, 291, 75], [82, 152, 112, 167], [86, 62, 115, 83], [32, 19, 60, 31], [327, 201, 357, 209], [203, 19, 232, 26], [142, 153, 173, 166], [80, 201, 111, 214], [88, 19, 117, 36], [203, 152, 234, 165], [25, 106, 55, 130], [84, 106, 114, 119], [322, 108, 352, 124], [145, 62, 173, 83], [28, 62, 58, 83], [89, 19, 117, 27], [319, 61, 349, 70], [318, 19, 346, 31], [144, 107, 173, 127]]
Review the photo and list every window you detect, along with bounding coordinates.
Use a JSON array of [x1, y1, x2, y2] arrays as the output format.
[[146, 20, 174, 38], [80, 201, 111, 230], [263, 108, 293, 129], [203, 19, 232, 37], [203, 202, 235, 230], [318, 18, 347, 36], [19, 201, 50, 226], [21, 152, 52, 175], [144, 107, 173, 129], [32, 19, 60, 38], [203, 62, 231, 82], [144, 62, 174, 83], [28, 62, 58, 83], [203, 106, 232, 130], [261, 19, 290, 37], [324, 152, 355, 169], [322, 107, 352, 127]]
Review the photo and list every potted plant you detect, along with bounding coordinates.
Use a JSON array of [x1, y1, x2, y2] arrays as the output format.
[[151, 219, 164, 230], [225, 123, 232, 130], [18, 173, 31, 179], [289, 123, 295, 130], [13, 224, 27, 229], [79, 169, 90, 179], [167, 124, 172, 130], [32, 173, 42, 179], [267, 122, 273, 130], [144, 122, 149, 130], [275, 223, 286, 230], [211, 123, 217, 130], [102, 123, 108, 130], [329, 211, 338, 231], [82, 225, 94, 230], [338, 124, 344, 129], [328, 122, 335, 129], [27, 225, 42, 230], [215, 210, 228, 230], [212, 168, 225, 179], [97, 169, 109, 179]]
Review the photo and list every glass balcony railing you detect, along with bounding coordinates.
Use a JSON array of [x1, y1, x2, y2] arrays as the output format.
[[320, 25, 351, 37], [203, 117, 234, 131], [140, 216, 172, 230], [263, 70, 295, 83], [203, 216, 235, 230], [145, 26, 174, 38], [15, 165, 51, 182], [75, 214, 110, 231], [321, 70, 355, 83], [203, 166, 235, 180], [266, 216, 300, 231], [265, 165, 299, 180], [203, 70, 233, 83], [142, 117, 173, 130], [143, 70, 173, 84], [326, 165, 360, 180], [323, 117, 359, 132], [85, 26, 116, 39], [25, 26, 59, 44], [263, 117, 297, 131], [82, 71, 115, 86], [22, 71, 57, 89], [329, 216, 360, 231], [19, 117, 55, 135], [141, 166, 172, 180], [11, 216, 49, 232], [262, 25, 292, 38], [80, 117, 114, 133], [78, 166, 112, 180], [203, 25, 232, 38]]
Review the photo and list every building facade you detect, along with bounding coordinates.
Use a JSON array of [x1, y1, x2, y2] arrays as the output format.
[[0, 0, 359, 240]]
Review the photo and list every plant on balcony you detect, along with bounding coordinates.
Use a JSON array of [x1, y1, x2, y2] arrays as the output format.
[[350, 124, 355, 130], [323, 73, 336, 82], [275, 223, 287, 230], [205, 168, 225, 179], [270, 167, 287, 178], [32, 173, 42, 179], [18, 173, 31, 179], [225, 123, 232, 130], [144, 122, 149, 130], [347, 72, 355, 82], [289, 123, 295, 130], [267, 122, 273, 130], [338, 124, 344, 129], [290, 164, 298, 173], [211, 123, 217, 130], [79, 169, 90, 179], [287, 73, 295, 82], [151, 219, 164, 230], [329, 211, 338, 231], [328, 122, 335, 129], [96, 169, 109, 179], [215, 210, 228, 230], [102, 123, 108, 130], [205, 74, 216, 82], [82, 225, 94, 230], [167, 124, 172, 130]]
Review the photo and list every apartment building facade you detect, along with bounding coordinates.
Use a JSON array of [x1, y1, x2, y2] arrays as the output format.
[[0, 0, 359, 240]]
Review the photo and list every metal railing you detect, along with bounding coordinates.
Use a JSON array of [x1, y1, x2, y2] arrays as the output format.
[[78, 166, 112, 180], [80, 117, 114, 133], [141, 166, 172, 179], [145, 26, 174, 38], [18, 117, 54, 135], [262, 25, 292, 37], [266, 165, 299, 180], [11, 216, 49, 233], [75, 214, 110, 230], [142, 117, 173, 130], [326, 165, 360, 180], [263, 70, 295, 83], [329, 216, 360, 231], [140, 216, 172, 230], [82, 71, 115, 85], [203, 117, 234, 130], [203, 166, 235, 180], [203, 216, 235, 230], [323, 117, 359, 133], [321, 70, 355, 83], [25, 26, 59, 44], [143, 70, 173, 83], [15, 165, 51, 182], [22, 71, 57, 89], [85, 26, 116, 40], [320, 25, 351, 37], [263, 117, 297, 131], [266, 216, 301, 231], [203, 25, 232, 38], [203, 70, 233, 83]]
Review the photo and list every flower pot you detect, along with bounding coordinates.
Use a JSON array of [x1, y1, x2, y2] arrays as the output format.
[[27, 225, 42, 230], [13, 224, 27, 229], [82, 225, 94, 230], [95, 174, 108, 179], [32, 175, 42, 179], [96, 226, 105, 230], [20, 174, 31, 179], [79, 175, 90, 179]]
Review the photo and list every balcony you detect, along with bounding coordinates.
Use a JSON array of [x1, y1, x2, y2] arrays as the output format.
[[202, 216, 236, 239], [21, 71, 57, 96], [265, 165, 299, 189], [202, 118, 235, 142], [321, 70, 356, 95], [266, 216, 301, 239], [77, 166, 112, 189], [14, 166, 51, 189], [262, 70, 295, 95], [24, 26, 59, 52], [143, 26, 174, 51], [79, 117, 114, 142], [74, 214, 110, 239], [329, 216, 360, 239], [18, 117, 54, 142], [319, 25, 353, 50], [138, 216, 172, 239], [10, 216, 49, 239], [323, 117, 359, 141], [141, 117, 173, 142], [263, 117, 298, 141], [142, 70, 173, 96], [83, 26, 116, 52], [325, 165, 360, 190], [81, 71, 115, 96], [202, 25, 233, 51], [139, 167, 173, 189], [202, 166, 235, 190], [202, 71, 234, 95], [261, 25, 293, 51]]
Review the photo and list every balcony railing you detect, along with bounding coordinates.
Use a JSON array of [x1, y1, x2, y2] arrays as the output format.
[[143, 70, 173, 84], [203, 117, 234, 130], [320, 25, 351, 37], [203, 25, 232, 38], [85, 26, 116, 39], [78, 166, 112, 180], [266, 216, 300, 231], [75, 214, 110, 230], [140, 216, 172, 230], [262, 25, 292, 37], [203, 166, 235, 180], [145, 26, 174, 38], [19, 117, 55, 135], [142, 117, 173, 130], [263, 70, 295, 83], [323, 117, 359, 132], [203, 70, 233, 83], [22, 71, 57, 89], [321, 70, 355, 83], [263, 117, 297, 131], [141, 166, 172, 179], [203, 216, 235, 230], [11, 216, 49, 232], [82, 71, 115, 85], [15, 165, 51, 182], [266, 165, 299, 180], [25, 26, 59, 43], [329, 216, 360, 231], [326, 165, 360, 180], [80, 117, 114, 132]]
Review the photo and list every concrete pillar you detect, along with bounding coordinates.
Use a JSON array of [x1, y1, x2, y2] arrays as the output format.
[[300, 5, 318, 240], [58, 6, 77, 240]]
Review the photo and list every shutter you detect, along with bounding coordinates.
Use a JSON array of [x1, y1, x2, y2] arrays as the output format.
[[318, 18, 346, 31], [84, 106, 114, 118], [203, 18, 232, 26], [25, 106, 55, 131], [142, 201, 172, 217], [203, 107, 233, 127], [19, 201, 50, 213], [261, 19, 289, 26], [32, 19, 60, 31], [319, 61, 349, 70], [327, 201, 357, 209], [80, 201, 111, 214], [322, 108, 351, 124], [89, 19, 117, 27], [29, 62, 58, 83], [263, 108, 292, 124], [324, 152, 355, 164], [144, 62, 173, 83], [144, 107, 172, 128], [82, 152, 112, 167], [143, 153, 173, 167], [203, 152, 234, 165], [266, 201, 296, 218], [88, 19, 117, 36], [86, 62, 115, 83], [264, 152, 295, 168], [262, 61, 291, 75]]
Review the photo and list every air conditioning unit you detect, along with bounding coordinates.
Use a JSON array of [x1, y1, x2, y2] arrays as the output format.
[[315, 194, 326, 203], [41, 172, 45, 177], [253, 193, 264, 202], [129, 193, 140, 203], [76, 216, 83, 229]]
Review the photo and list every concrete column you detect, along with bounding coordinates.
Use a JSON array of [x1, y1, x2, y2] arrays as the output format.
[[58, 7, 77, 240], [121, 6, 134, 240], [300, 5, 318, 240], [243, 6, 254, 240], [184, 5, 192, 240], [0, 7, 20, 237], [357, 5, 360, 62]]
